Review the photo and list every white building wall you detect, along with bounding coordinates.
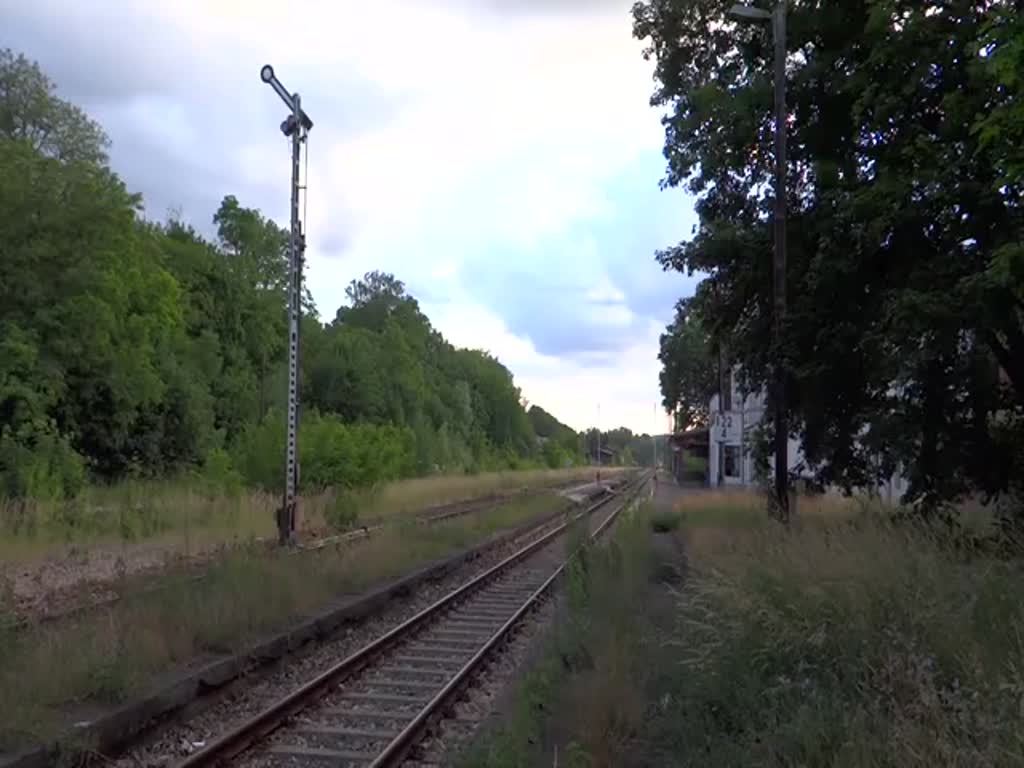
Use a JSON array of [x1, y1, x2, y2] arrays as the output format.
[[708, 366, 909, 499], [708, 389, 804, 488]]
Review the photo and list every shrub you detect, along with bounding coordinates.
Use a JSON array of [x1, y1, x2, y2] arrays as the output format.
[[198, 448, 244, 497], [649, 509, 682, 532], [232, 409, 417, 493], [325, 489, 361, 529], [230, 410, 284, 491], [0, 426, 85, 500]]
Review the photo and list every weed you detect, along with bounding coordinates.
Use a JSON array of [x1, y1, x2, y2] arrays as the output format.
[[468, 491, 1024, 767], [462, 503, 657, 768], [650, 509, 682, 532], [325, 488, 362, 530], [659, 493, 1024, 766], [0, 491, 568, 750], [0, 466, 624, 565]]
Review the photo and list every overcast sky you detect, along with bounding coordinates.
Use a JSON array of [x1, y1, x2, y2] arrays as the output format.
[[5, 0, 700, 434]]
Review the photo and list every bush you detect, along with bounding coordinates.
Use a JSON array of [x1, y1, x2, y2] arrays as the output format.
[[198, 448, 244, 497], [230, 410, 284, 491], [231, 409, 417, 492], [542, 440, 570, 470], [0, 426, 85, 500], [649, 509, 682, 532], [325, 489, 362, 530], [300, 414, 416, 490]]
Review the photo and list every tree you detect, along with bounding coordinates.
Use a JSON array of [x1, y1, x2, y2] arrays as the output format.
[[0, 49, 109, 165], [974, 6, 1024, 188], [633, 0, 1024, 507], [344, 270, 407, 309], [0, 50, 562, 497], [659, 299, 717, 428], [0, 138, 185, 477], [529, 405, 584, 464]]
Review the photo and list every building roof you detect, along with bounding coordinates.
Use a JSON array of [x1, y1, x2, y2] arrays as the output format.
[[670, 427, 709, 447]]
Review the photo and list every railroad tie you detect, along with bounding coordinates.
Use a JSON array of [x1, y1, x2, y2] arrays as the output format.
[[361, 677, 440, 692], [268, 745, 373, 764], [341, 691, 431, 704]]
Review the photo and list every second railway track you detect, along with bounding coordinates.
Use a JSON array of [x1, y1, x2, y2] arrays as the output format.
[[6, 478, 614, 633], [177, 472, 650, 768]]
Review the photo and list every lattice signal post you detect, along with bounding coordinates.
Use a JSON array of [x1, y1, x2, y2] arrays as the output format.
[[260, 64, 313, 544]]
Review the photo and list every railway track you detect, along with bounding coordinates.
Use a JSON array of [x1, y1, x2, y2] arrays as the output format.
[[5, 479, 611, 634], [176, 472, 649, 768]]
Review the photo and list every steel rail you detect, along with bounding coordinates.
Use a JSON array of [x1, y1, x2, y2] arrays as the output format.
[[369, 471, 650, 767], [175, 475, 643, 768], [7, 478, 624, 634]]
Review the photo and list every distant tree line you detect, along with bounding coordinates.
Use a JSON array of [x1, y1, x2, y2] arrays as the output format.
[[579, 426, 668, 469], [637, 1, 1024, 516], [0, 49, 593, 499]]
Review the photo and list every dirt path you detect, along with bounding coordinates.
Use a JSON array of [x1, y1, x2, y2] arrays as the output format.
[[651, 468, 697, 508]]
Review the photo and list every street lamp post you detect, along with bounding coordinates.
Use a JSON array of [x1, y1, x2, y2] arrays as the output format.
[[729, 2, 789, 521]]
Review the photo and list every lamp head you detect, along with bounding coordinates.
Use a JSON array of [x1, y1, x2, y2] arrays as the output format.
[[260, 64, 275, 83]]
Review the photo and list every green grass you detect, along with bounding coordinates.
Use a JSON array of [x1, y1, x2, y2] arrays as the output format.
[[466, 492, 1024, 767], [650, 509, 682, 532], [0, 482, 312, 562], [682, 452, 708, 474], [657, 500, 1024, 767], [0, 492, 568, 751]]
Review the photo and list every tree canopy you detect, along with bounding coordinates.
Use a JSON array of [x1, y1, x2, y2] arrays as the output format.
[[0, 48, 585, 498], [634, 0, 1024, 509], [659, 299, 716, 428]]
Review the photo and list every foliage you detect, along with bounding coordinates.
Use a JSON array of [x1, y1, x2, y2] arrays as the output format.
[[584, 426, 667, 468], [197, 448, 244, 497], [308, 271, 539, 474], [460, 503, 655, 768], [974, 5, 1024, 187], [0, 49, 553, 500], [0, 491, 567, 750], [477, 494, 1024, 766], [0, 49, 109, 164], [528, 405, 585, 467], [640, 495, 1024, 767], [633, 1, 1024, 510], [659, 299, 717, 428], [0, 426, 84, 500]]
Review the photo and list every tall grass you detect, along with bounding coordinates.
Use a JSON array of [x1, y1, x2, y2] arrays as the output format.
[[662, 497, 1024, 767], [0, 483, 309, 562], [461, 501, 656, 768], [466, 491, 1024, 767], [0, 491, 566, 751], [344, 466, 625, 521], [0, 467, 624, 564]]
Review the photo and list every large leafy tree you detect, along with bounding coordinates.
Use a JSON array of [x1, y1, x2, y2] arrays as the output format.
[[634, 0, 1024, 506], [0, 128, 183, 478], [307, 272, 540, 473], [0, 48, 109, 165], [659, 299, 717, 428], [0, 50, 555, 497]]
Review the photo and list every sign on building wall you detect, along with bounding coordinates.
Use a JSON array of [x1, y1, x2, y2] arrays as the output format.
[[711, 412, 742, 443]]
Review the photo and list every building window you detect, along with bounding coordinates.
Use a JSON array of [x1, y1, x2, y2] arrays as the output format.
[[724, 445, 741, 479]]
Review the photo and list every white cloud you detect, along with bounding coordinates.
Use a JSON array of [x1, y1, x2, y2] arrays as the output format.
[[424, 295, 667, 434], [7, 0, 693, 433]]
